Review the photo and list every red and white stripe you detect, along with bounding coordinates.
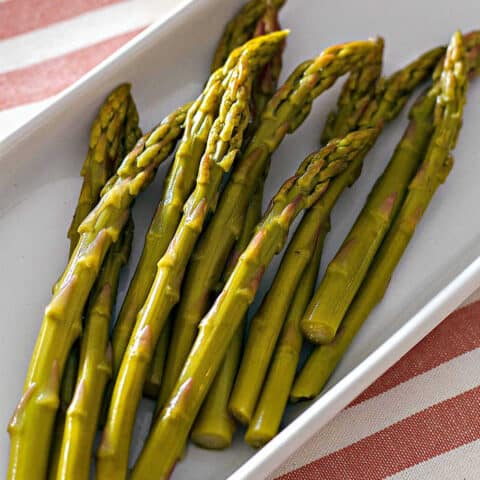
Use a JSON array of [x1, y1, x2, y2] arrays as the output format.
[[0, 0, 182, 139], [2, 3, 480, 478], [270, 301, 480, 479]]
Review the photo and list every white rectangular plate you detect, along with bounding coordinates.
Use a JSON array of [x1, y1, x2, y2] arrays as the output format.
[[1, 1, 480, 478]]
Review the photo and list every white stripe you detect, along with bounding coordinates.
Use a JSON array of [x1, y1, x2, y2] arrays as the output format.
[[269, 347, 480, 479], [0, 99, 54, 141], [0, 0, 180, 72], [387, 439, 480, 480]]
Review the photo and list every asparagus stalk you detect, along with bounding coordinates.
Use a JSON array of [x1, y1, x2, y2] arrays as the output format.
[[211, 0, 285, 71], [245, 219, 329, 447], [67, 84, 131, 254], [190, 182, 264, 449], [321, 38, 384, 143], [131, 128, 378, 480], [293, 31, 467, 400], [7, 102, 188, 480], [158, 38, 379, 409], [229, 43, 444, 425], [97, 32, 286, 480], [159, 0, 284, 411], [56, 221, 133, 480]]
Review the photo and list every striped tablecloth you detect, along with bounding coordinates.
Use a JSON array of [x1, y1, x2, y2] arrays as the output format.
[[1, 2, 479, 479]]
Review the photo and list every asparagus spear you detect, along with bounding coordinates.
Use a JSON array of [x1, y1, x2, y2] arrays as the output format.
[[321, 38, 384, 143], [229, 43, 444, 425], [131, 128, 378, 479], [245, 219, 329, 447], [97, 32, 286, 480], [67, 84, 131, 254], [158, 38, 379, 409], [301, 100, 434, 345], [156, 0, 283, 415], [249, 1, 284, 132], [190, 182, 264, 449], [211, 0, 285, 71], [293, 30, 467, 400], [56, 221, 133, 480], [7, 102, 188, 480]]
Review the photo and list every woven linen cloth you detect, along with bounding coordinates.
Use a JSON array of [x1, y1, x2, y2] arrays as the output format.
[[1, 2, 479, 479]]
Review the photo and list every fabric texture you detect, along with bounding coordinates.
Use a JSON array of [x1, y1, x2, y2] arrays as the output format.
[[1, 2, 479, 478]]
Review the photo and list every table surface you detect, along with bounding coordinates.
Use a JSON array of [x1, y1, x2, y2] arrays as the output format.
[[1, 1, 479, 479]]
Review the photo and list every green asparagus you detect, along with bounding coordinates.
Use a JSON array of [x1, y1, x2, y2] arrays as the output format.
[[160, 0, 284, 414], [211, 0, 285, 71], [47, 87, 139, 479], [143, 5, 284, 400], [190, 183, 264, 449], [111, 31, 287, 392], [67, 84, 131, 254], [7, 102, 188, 480], [321, 38, 384, 143], [293, 31, 467, 399], [131, 128, 378, 479], [158, 38, 379, 409], [97, 32, 286, 480], [229, 43, 444, 425], [56, 96, 140, 473], [301, 34, 472, 344], [56, 221, 133, 480], [245, 219, 329, 446]]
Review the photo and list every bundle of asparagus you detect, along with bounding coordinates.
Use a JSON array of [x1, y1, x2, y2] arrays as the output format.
[[7, 0, 480, 477], [245, 29, 479, 446], [132, 127, 379, 479], [7, 96, 190, 478], [294, 30, 469, 399], [230, 43, 445, 429], [157, 36, 380, 411], [114, 0, 287, 403], [144, 0, 286, 401]]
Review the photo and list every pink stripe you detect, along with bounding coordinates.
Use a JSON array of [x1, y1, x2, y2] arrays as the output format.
[[0, 0, 125, 39], [277, 386, 480, 480], [351, 300, 480, 406], [0, 28, 144, 110]]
